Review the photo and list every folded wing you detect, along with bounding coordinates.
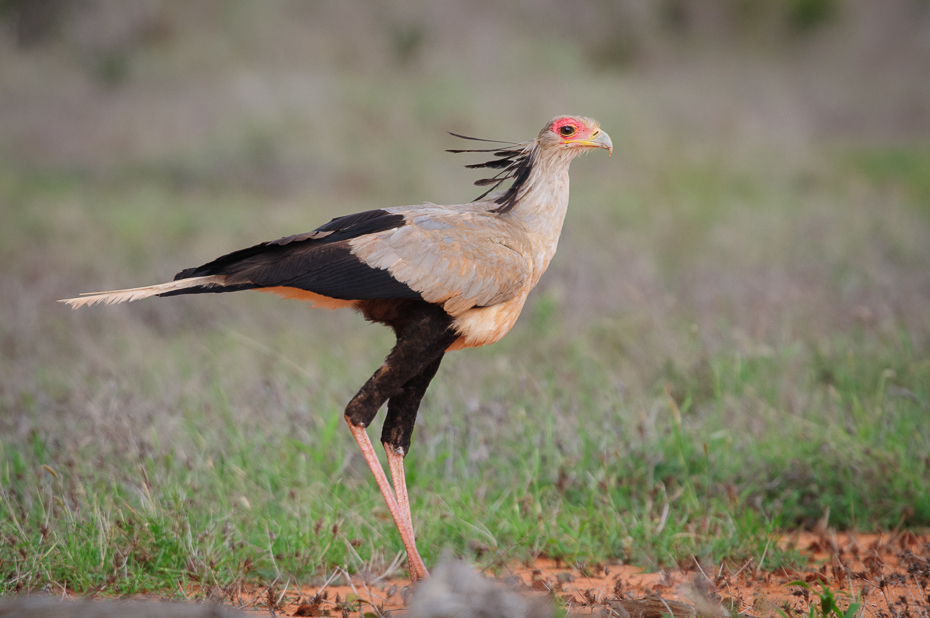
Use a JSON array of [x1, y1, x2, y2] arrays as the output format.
[[351, 208, 532, 315], [61, 206, 533, 316]]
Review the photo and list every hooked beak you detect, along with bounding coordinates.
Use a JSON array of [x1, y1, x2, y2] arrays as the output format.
[[588, 129, 613, 155], [568, 129, 613, 155]]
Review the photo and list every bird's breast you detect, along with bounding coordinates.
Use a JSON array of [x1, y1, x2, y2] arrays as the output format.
[[446, 293, 529, 350]]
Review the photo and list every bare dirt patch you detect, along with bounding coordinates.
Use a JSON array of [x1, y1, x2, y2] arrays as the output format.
[[222, 531, 929, 616], [8, 532, 925, 616]]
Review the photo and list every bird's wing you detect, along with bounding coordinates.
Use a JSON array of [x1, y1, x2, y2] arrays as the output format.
[[174, 208, 424, 302], [62, 207, 533, 313], [349, 207, 532, 315]]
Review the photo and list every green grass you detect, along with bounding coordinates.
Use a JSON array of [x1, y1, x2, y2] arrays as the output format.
[[848, 146, 930, 218], [779, 581, 861, 618], [2, 309, 927, 594]]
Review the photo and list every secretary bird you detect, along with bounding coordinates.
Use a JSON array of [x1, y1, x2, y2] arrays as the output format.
[[60, 115, 612, 581]]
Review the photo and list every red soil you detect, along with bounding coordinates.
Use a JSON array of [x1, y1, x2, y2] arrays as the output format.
[[226, 531, 929, 617]]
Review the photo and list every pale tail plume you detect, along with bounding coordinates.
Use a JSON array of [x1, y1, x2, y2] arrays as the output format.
[[58, 275, 226, 309]]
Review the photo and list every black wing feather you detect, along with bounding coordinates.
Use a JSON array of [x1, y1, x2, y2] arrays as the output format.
[[166, 209, 422, 301]]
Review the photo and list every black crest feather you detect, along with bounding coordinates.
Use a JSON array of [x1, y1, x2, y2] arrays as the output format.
[[448, 132, 536, 214]]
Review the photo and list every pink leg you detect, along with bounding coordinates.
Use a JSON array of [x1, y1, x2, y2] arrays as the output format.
[[386, 447, 415, 537], [346, 421, 429, 581]]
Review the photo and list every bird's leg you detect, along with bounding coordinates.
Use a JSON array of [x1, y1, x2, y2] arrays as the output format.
[[345, 422, 429, 581], [382, 355, 445, 534], [343, 302, 457, 581], [385, 449, 413, 535]]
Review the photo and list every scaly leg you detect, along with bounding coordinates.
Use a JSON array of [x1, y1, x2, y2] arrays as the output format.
[[381, 355, 446, 539], [386, 448, 414, 535], [346, 422, 429, 581], [343, 303, 456, 581]]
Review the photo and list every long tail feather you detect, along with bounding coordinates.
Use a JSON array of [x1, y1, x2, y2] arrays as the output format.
[[58, 275, 226, 309]]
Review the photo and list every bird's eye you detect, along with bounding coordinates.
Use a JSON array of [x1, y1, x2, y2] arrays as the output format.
[[559, 125, 576, 137]]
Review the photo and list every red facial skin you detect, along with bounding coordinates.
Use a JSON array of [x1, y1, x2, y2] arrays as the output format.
[[550, 116, 596, 143]]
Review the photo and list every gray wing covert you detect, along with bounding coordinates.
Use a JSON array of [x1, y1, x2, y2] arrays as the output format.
[[348, 211, 531, 316]]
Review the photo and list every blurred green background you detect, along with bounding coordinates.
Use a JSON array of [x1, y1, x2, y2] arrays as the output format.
[[1, 0, 929, 595]]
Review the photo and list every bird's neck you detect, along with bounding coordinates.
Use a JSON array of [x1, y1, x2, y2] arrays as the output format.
[[500, 148, 575, 282]]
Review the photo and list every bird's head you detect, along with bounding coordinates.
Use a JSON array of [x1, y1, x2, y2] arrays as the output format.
[[448, 115, 611, 211], [538, 115, 612, 156]]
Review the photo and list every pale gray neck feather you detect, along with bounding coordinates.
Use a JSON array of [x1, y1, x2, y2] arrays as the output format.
[[499, 146, 577, 280]]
